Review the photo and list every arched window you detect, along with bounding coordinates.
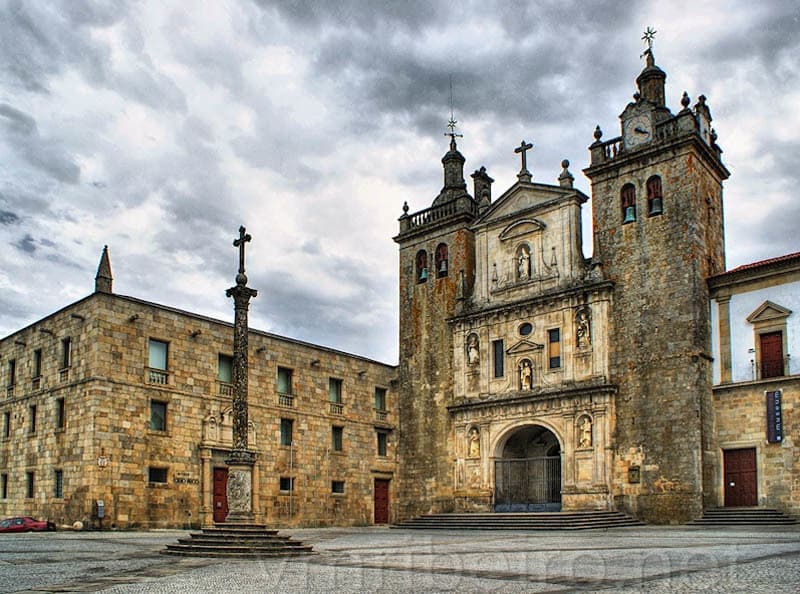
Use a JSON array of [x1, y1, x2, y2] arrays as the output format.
[[435, 243, 448, 278], [646, 175, 663, 216], [415, 250, 428, 283], [621, 183, 636, 223]]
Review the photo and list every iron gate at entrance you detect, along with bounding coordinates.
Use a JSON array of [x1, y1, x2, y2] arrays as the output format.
[[494, 456, 562, 512]]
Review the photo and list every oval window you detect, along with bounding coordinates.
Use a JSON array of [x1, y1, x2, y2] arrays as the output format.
[[519, 323, 533, 336]]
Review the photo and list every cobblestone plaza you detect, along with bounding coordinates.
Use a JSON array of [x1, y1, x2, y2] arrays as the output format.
[[1, 526, 799, 593]]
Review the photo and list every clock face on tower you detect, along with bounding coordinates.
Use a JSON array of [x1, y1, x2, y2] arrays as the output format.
[[624, 114, 653, 148]]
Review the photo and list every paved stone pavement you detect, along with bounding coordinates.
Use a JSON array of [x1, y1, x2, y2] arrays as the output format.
[[1, 525, 799, 593]]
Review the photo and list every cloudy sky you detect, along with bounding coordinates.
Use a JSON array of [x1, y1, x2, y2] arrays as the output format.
[[1, 1, 798, 363]]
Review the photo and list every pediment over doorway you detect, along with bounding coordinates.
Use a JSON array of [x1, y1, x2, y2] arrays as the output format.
[[746, 300, 792, 324], [506, 339, 544, 354]]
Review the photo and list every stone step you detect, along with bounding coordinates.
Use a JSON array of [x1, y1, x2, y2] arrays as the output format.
[[162, 525, 314, 558], [688, 508, 797, 526], [393, 511, 644, 531]]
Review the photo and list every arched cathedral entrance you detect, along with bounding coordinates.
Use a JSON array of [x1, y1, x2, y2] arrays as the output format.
[[494, 425, 562, 512]]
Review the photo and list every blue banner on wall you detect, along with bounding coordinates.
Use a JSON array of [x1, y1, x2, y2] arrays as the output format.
[[766, 390, 783, 444]]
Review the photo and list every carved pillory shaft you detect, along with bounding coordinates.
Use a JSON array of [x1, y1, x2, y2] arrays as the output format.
[[224, 226, 258, 522]]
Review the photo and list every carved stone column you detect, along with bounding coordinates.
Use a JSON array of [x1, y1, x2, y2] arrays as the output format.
[[224, 227, 258, 523]]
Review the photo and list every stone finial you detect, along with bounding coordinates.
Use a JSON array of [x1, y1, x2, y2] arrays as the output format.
[[472, 166, 494, 211], [402, 201, 409, 216], [593, 125, 603, 141], [558, 159, 574, 188], [94, 245, 113, 294], [681, 91, 690, 109]]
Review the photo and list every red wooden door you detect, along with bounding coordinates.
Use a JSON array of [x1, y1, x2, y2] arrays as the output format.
[[724, 449, 757, 507], [213, 467, 228, 523], [374, 479, 390, 524], [760, 332, 783, 378]]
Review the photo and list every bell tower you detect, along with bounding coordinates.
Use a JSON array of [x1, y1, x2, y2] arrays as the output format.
[[393, 119, 479, 519], [583, 33, 729, 523]]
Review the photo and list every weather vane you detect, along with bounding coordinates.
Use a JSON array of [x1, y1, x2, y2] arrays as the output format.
[[445, 75, 463, 142], [642, 27, 657, 51]]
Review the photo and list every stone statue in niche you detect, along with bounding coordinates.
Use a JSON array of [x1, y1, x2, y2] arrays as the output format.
[[519, 359, 533, 390], [467, 427, 480, 458], [467, 334, 480, 365], [517, 245, 531, 280], [576, 307, 591, 349], [578, 416, 593, 449]]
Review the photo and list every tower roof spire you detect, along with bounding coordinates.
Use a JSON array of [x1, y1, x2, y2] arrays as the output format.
[[636, 26, 666, 107], [95, 245, 113, 293]]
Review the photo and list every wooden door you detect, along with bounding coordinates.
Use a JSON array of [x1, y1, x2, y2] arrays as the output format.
[[724, 448, 757, 507], [760, 332, 783, 378], [213, 467, 228, 523], [374, 479, 390, 524]]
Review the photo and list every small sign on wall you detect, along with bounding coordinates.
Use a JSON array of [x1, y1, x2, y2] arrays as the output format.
[[766, 390, 783, 444]]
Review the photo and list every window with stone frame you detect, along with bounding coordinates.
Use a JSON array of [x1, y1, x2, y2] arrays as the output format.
[[60, 337, 72, 369], [331, 480, 345, 494], [548, 328, 561, 369], [148, 467, 168, 483], [621, 183, 636, 223], [416, 250, 428, 283], [217, 354, 233, 383], [2, 411, 9, 438], [279, 476, 294, 492], [374, 387, 387, 411], [148, 339, 168, 370], [56, 398, 65, 430], [435, 243, 449, 278], [6, 358, 15, 387], [331, 426, 343, 452], [32, 349, 42, 379], [26, 471, 34, 498], [54, 469, 63, 498], [0, 473, 7, 499], [280, 418, 293, 446], [150, 400, 167, 431], [377, 430, 388, 457], [492, 339, 505, 377], [277, 367, 293, 395], [28, 404, 36, 434], [329, 378, 343, 403], [147, 339, 169, 385], [646, 175, 663, 216]]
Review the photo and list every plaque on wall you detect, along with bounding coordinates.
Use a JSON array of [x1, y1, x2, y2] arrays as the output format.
[[766, 390, 783, 444]]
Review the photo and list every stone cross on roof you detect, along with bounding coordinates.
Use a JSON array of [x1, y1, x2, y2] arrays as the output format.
[[515, 140, 534, 182]]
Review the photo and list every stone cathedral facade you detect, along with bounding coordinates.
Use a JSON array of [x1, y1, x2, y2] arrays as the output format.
[[1, 46, 798, 528], [394, 47, 796, 525]]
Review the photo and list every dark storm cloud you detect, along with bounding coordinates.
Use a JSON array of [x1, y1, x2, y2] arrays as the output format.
[[703, 2, 800, 66], [257, 0, 634, 140], [14, 233, 36, 253], [0, 103, 81, 184], [254, 253, 394, 361], [0, 211, 20, 225]]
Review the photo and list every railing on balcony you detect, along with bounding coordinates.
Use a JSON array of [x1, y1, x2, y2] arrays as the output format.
[[147, 368, 169, 385], [329, 402, 343, 415], [375, 408, 387, 422], [400, 196, 478, 233], [278, 393, 294, 407], [218, 382, 233, 397]]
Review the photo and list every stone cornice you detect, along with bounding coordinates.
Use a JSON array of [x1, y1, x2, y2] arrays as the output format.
[[447, 381, 616, 414], [449, 280, 614, 325]]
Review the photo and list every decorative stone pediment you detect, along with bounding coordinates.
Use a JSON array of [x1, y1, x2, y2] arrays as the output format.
[[477, 184, 571, 224], [506, 339, 544, 355], [746, 301, 792, 324], [499, 219, 546, 242]]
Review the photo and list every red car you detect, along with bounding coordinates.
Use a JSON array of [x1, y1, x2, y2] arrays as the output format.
[[0, 516, 56, 533]]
